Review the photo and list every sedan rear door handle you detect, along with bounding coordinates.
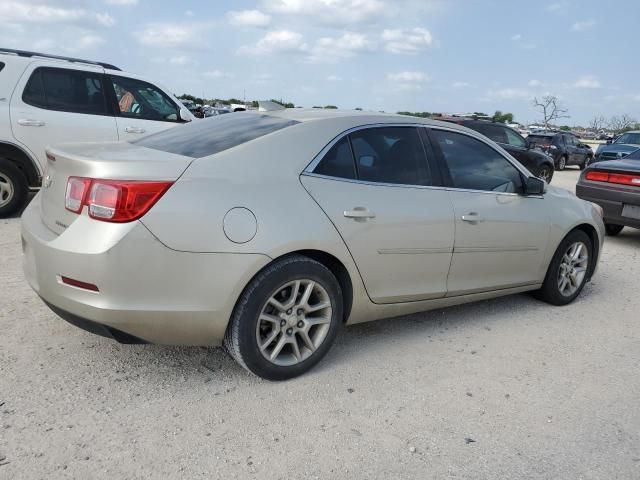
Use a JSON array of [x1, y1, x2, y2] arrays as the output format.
[[18, 119, 45, 127], [124, 127, 146, 134], [344, 207, 376, 220], [461, 212, 485, 223]]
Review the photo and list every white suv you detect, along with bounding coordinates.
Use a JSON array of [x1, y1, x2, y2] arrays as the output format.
[[0, 48, 194, 217]]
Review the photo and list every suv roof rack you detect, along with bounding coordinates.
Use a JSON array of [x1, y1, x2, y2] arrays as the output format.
[[0, 48, 121, 71]]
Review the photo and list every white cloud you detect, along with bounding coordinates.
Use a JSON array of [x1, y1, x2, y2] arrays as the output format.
[[0, 2, 115, 26], [546, 1, 568, 12], [382, 28, 432, 54], [327, 75, 341, 81], [227, 9, 271, 27], [169, 55, 195, 66], [238, 30, 308, 55], [105, 0, 138, 5], [77, 34, 105, 50], [185, 10, 194, 16], [309, 32, 373, 62], [204, 70, 232, 79], [574, 75, 601, 88], [528, 79, 542, 87], [486, 88, 530, 99], [137, 23, 199, 48], [452, 81, 471, 88], [571, 19, 596, 32], [388, 71, 429, 91], [263, 0, 385, 25], [511, 34, 521, 41]]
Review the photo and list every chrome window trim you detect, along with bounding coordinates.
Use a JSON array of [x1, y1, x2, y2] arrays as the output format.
[[303, 122, 541, 198]]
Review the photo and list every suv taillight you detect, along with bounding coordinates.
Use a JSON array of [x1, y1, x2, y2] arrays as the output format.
[[64, 177, 173, 222]]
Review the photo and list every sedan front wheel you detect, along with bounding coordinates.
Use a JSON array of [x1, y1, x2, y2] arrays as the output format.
[[224, 255, 343, 380]]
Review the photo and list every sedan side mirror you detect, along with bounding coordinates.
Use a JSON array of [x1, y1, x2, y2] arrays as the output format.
[[179, 108, 192, 122], [524, 176, 546, 195]]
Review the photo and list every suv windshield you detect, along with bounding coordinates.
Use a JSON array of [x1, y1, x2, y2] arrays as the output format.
[[614, 132, 640, 145], [134, 113, 299, 158]]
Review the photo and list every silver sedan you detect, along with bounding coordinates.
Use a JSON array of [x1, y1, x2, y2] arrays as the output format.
[[22, 108, 605, 380]]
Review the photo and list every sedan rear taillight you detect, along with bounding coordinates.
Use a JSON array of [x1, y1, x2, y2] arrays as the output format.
[[585, 170, 640, 186], [64, 177, 173, 222]]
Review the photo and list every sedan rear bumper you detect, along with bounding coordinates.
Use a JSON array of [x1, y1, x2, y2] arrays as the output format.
[[21, 199, 271, 345], [576, 182, 640, 229]]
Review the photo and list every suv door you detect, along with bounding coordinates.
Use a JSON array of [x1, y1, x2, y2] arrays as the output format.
[[564, 134, 579, 165], [10, 65, 118, 168], [428, 128, 550, 295], [107, 75, 185, 139], [301, 126, 455, 303]]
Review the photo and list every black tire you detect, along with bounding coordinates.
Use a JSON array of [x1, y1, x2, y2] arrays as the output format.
[[0, 158, 29, 218], [224, 254, 343, 381], [534, 230, 592, 306], [580, 156, 591, 170], [557, 155, 567, 171], [536, 165, 553, 183], [605, 223, 624, 236]]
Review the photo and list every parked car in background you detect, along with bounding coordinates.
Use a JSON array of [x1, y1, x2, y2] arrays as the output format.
[[576, 148, 640, 236], [0, 48, 194, 217], [592, 131, 640, 164], [526, 132, 593, 170], [437, 118, 555, 182], [22, 108, 604, 380], [203, 106, 230, 117]]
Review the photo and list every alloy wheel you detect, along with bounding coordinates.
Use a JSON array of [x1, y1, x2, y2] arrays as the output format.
[[538, 166, 552, 183], [256, 279, 333, 367], [0, 172, 15, 208], [557, 241, 589, 297]]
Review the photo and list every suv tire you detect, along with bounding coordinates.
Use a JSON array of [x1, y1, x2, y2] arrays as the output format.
[[557, 155, 567, 171], [0, 158, 29, 218], [536, 165, 553, 183], [224, 254, 343, 380]]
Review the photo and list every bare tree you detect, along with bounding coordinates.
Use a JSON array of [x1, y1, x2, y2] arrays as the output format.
[[532, 95, 570, 129], [608, 114, 637, 134], [589, 115, 607, 132]]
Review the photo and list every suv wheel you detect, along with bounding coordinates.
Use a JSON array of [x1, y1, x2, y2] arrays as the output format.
[[605, 223, 623, 236], [557, 155, 567, 171], [534, 230, 592, 306], [537, 165, 553, 183], [580, 157, 590, 170], [224, 255, 343, 380], [0, 158, 29, 218]]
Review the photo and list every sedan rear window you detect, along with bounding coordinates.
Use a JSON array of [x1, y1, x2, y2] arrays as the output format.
[[134, 113, 299, 158]]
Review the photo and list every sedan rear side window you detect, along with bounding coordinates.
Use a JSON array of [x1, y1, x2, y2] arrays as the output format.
[[134, 113, 299, 158], [313, 127, 431, 186], [22, 67, 108, 115], [431, 129, 523, 194], [0, 62, 4, 72]]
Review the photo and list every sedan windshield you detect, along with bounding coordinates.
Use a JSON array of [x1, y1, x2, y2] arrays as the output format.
[[614, 132, 640, 145]]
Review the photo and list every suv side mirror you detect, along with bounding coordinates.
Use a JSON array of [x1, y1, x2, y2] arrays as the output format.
[[524, 176, 545, 195], [179, 108, 192, 122]]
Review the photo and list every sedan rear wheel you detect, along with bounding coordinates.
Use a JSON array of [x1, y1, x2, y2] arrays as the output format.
[[534, 230, 592, 306], [224, 255, 343, 380]]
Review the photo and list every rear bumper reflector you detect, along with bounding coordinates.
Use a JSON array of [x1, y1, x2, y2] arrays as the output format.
[[59, 276, 99, 292]]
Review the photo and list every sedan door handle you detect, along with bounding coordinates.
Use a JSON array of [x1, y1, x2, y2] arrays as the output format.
[[124, 127, 146, 134], [461, 212, 485, 223], [344, 207, 376, 220], [18, 119, 45, 127]]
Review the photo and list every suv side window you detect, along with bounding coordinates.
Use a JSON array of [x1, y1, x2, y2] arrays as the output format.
[[22, 67, 108, 115], [504, 128, 527, 148], [471, 123, 508, 144], [431, 129, 523, 194], [553, 135, 564, 147], [565, 134, 576, 146], [314, 136, 357, 179], [110, 76, 179, 122]]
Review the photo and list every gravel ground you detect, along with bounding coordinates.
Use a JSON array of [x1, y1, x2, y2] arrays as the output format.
[[1, 169, 639, 479]]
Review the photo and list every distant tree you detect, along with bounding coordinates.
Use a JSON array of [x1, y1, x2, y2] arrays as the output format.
[[269, 99, 295, 108], [397, 111, 433, 118], [532, 95, 569, 129], [559, 125, 571, 131], [493, 110, 514, 123], [473, 111, 489, 118], [589, 115, 607, 132], [324, 105, 338, 109], [251, 100, 259, 108], [609, 114, 637, 134], [355, 107, 363, 111], [312, 106, 323, 109]]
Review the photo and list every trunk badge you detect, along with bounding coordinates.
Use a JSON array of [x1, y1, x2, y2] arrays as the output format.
[[42, 175, 52, 188]]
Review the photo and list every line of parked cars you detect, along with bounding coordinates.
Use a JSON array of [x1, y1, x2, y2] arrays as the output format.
[[5, 48, 638, 380]]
